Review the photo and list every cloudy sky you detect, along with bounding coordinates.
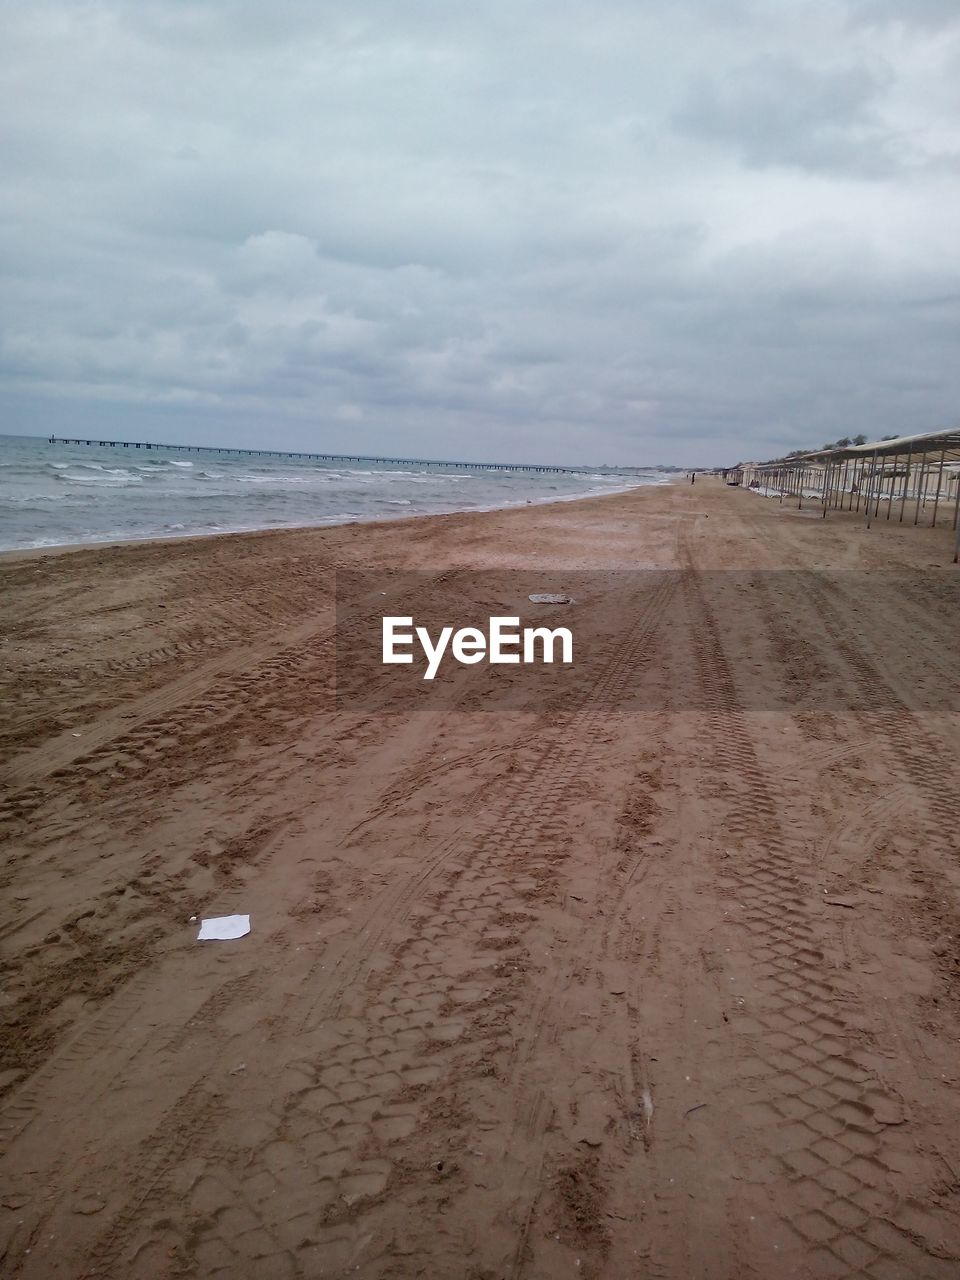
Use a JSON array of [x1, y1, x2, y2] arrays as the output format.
[[1, 1, 959, 466]]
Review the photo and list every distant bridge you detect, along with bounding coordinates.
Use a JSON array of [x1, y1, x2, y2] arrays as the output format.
[[47, 436, 588, 475]]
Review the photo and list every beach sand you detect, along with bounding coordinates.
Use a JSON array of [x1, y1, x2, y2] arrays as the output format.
[[2, 480, 960, 1278]]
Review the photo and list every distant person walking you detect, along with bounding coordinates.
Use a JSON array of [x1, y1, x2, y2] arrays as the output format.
[[690, 472, 696, 485]]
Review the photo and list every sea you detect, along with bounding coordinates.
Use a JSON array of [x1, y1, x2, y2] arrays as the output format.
[[0, 434, 665, 553]]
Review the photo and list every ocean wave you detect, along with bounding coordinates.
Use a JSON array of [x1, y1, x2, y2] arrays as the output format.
[[130, 456, 196, 468], [47, 459, 116, 472], [0, 495, 65, 510], [55, 469, 144, 487], [0, 488, 74, 504]]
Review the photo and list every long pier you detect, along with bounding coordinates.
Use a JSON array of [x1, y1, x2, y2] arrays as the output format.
[[47, 436, 586, 475]]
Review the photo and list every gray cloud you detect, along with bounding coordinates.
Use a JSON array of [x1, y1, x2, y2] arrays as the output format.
[[673, 56, 905, 177], [1, 0, 959, 466], [846, 0, 960, 29]]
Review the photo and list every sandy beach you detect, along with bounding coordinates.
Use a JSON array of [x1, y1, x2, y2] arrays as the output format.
[[2, 480, 960, 1279]]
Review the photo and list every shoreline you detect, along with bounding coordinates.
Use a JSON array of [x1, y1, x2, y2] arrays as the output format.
[[1, 430, 672, 560], [0, 472, 667, 563]]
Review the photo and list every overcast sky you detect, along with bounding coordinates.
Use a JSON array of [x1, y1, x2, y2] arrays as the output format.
[[1, 1, 959, 465]]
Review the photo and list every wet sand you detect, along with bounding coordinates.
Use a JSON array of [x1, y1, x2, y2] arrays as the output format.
[[2, 481, 960, 1279]]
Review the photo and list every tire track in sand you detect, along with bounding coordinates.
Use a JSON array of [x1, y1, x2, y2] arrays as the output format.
[[5, 571, 681, 1279], [671, 536, 959, 1279]]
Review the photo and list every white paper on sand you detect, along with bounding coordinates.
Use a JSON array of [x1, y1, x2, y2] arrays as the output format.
[[197, 914, 250, 941], [528, 593, 573, 605]]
